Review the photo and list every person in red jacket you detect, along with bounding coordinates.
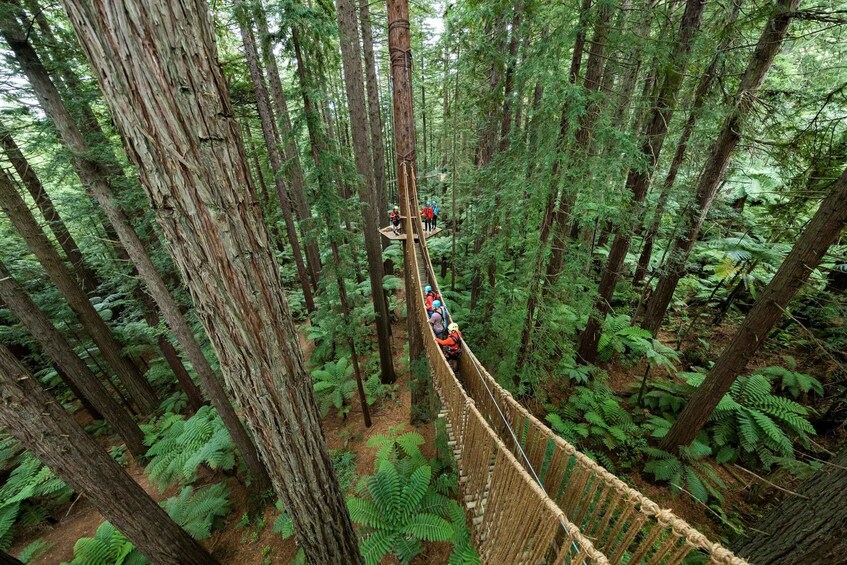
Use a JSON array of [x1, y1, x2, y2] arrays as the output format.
[[435, 323, 462, 371], [421, 203, 432, 232]]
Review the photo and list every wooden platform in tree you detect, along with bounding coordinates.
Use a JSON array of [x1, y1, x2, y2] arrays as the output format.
[[379, 226, 443, 241]]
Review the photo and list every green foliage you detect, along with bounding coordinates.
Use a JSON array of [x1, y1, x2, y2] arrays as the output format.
[[367, 425, 426, 471], [64, 522, 147, 565], [546, 384, 645, 471], [142, 406, 236, 490], [161, 483, 231, 540], [348, 460, 455, 565], [16, 539, 51, 564], [642, 442, 726, 505], [596, 315, 676, 369], [0, 453, 72, 550], [753, 361, 823, 399], [642, 372, 818, 469], [331, 449, 358, 493], [272, 501, 295, 540], [312, 357, 356, 418], [709, 373, 817, 469]]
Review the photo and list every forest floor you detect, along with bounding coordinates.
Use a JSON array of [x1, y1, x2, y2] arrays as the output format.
[[9, 308, 452, 565]]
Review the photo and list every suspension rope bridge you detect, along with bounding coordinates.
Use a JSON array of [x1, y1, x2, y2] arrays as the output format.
[[385, 166, 747, 564]]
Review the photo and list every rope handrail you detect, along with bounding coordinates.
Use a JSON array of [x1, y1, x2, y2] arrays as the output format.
[[398, 164, 747, 565]]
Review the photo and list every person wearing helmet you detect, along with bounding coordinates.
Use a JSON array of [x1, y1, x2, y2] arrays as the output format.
[[435, 322, 462, 371], [428, 299, 447, 338], [424, 285, 440, 313], [389, 205, 402, 234], [431, 201, 439, 230]]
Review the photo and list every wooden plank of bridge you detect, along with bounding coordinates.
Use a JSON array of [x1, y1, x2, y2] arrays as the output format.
[[379, 226, 442, 241]]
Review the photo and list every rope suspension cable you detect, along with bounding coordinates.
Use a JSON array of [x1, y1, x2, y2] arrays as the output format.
[[406, 168, 584, 557]]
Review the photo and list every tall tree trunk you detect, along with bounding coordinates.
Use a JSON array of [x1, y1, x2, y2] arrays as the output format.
[[62, 1, 363, 560], [253, 1, 322, 289], [661, 163, 847, 450], [633, 2, 741, 287], [499, 1, 523, 152], [0, 121, 99, 293], [732, 446, 847, 563], [0, 345, 216, 565], [236, 6, 316, 314], [359, 0, 389, 234], [0, 158, 157, 413], [576, 0, 706, 364], [335, 0, 396, 384], [15, 1, 272, 493], [388, 0, 436, 425], [0, 260, 146, 458], [642, 0, 802, 334]]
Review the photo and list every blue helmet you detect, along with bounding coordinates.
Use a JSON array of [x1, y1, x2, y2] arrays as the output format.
[[424, 285, 432, 293], [432, 300, 441, 308]]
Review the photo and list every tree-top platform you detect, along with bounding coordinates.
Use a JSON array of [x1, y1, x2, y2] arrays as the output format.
[[379, 226, 443, 241]]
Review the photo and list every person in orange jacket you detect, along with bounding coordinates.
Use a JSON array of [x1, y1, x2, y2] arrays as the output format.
[[435, 322, 462, 371]]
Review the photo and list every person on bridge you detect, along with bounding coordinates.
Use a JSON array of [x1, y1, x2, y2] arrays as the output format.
[[424, 285, 440, 314], [421, 202, 432, 232], [431, 201, 439, 229], [429, 300, 446, 338], [390, 206, 402, 235], [435, 322, 462, 371]]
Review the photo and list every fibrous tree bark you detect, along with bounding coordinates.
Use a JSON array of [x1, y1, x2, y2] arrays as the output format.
[[61, 0, 363, 560], [732, 446, 847, 563], [359, 0, 389, 233], [0, 149, 157, 413], [236, 4, 315, 314], [388, 0, 436, 424], [0, 259, 146, 458], [641, 0, 802, 334], [661, 163, 847, 449], [0, 344, 216, 565], [576, 0, 706, 364], [0, 120, 99, 293], [22, 20, 272, 486], [335, 0, 396, 384]]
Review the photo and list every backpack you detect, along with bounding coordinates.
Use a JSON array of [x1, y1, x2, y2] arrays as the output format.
[[443, 330, 462, 359], [432, 205, 439, 215]]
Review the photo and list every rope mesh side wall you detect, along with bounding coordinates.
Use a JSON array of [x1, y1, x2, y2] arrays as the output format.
[[410, 231, 607, 563], [404, 186, 745, 565]]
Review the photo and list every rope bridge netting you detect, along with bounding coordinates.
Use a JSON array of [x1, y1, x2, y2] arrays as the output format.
[[395, 167, 746, 564]]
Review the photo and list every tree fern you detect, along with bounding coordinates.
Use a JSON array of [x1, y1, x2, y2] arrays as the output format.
[[64, 522, 146, 565], [16, 538, 50, 564], [142, 406, 236, 490], [753, 364, 823, 399], [162, 483, 231, 540], [0, 453, 72, 550], [311, 358, 356, 418], [348, 459, 457, 565]]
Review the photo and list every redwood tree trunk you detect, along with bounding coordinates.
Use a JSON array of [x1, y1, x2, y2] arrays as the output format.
[[732, 446, 847, 563], [0, 345, 216, 565], [62, 1, 363, 560], [236, 5, 316, 314], [388, 0, 435, 425], [661, 164, 847, 450], [0, 158, 157, 413], [253, 1, 322, 289], [576, 0, 706, 365], [335, 0, 396, 384], [0, 260, 146, 458], [359, 0, 389, 233], [641, 0, 802, 334], [0, 121, 98, 293], [15, 27, 272, 486]]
